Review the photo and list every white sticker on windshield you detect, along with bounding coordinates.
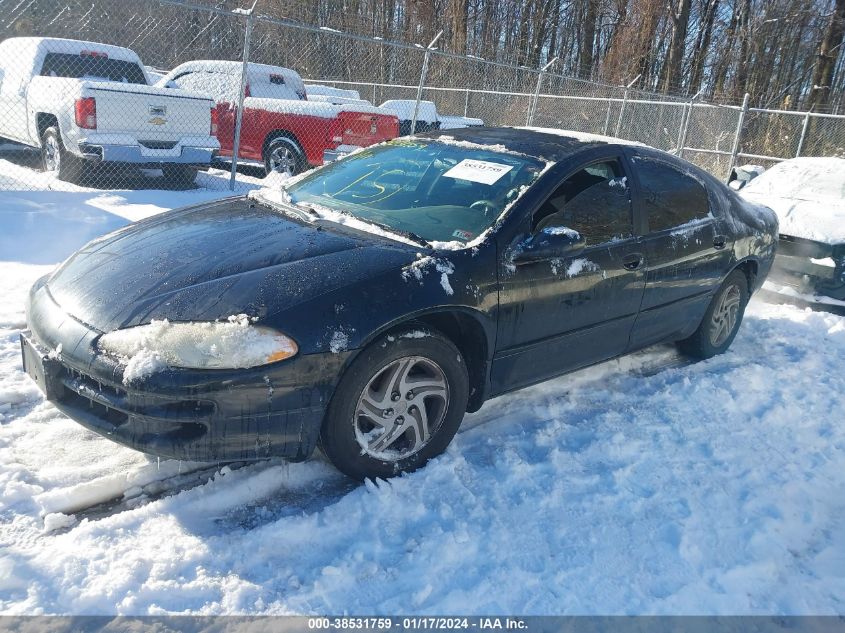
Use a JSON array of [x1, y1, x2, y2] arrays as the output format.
[[443, 159, 513, 185]]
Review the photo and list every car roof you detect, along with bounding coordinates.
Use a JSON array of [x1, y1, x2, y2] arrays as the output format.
[[421, 126, 647, 162]]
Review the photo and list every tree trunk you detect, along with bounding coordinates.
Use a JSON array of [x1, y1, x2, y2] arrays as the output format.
[[662, 0, 692, 93], [578, 0, 598, 78], [808, 0, 845, 110], [449, 0, 468, 54]]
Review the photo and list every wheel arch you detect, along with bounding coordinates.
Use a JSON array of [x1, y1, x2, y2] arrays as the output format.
[[262, 129, 304, 158], [35, 112, 59, 142], [732, 257, 759, 294], [356, 307, 494, 413]]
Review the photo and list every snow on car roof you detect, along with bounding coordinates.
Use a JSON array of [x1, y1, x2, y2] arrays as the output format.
[[0, 37, 142, 65], [519, 126, 648, 147], [165, 60, 306, 93], [306, 84, 361, 100]]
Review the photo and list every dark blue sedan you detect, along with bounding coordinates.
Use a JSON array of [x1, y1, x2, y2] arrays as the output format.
[[21, 127, 778, 480]]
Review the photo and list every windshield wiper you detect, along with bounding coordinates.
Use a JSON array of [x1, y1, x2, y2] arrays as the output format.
[[364, 219, 434, 249], [293, 199, 433, 249]]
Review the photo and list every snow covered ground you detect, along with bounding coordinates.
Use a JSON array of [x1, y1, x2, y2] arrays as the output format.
[[1, 155, 844, 615]]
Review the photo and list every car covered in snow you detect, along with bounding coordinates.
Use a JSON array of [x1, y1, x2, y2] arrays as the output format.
[[739, 157, 845, 303], [379, 99, 484, 135], [20, 127, 777, 480], [158, 61, 399, 175], [0, 37, 219, 186]]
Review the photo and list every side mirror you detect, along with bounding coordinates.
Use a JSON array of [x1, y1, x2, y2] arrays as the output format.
[[511, 227, 586, 265]]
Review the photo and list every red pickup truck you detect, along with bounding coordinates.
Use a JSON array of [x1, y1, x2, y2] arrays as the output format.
[[159, 61, 399, 175]]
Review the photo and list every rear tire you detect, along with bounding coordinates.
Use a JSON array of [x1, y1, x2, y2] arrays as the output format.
[[678, 270, 749, 359], [320, 326, 469, 481], [41, 126, 82, 183], [162, 164, 198, 189], [263, 135, 305, 177]]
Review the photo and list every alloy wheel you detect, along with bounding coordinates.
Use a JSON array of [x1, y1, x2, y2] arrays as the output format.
[[353, 355, 450, 460], [269, 145, 297, 175], [709, 283, 742, 347]]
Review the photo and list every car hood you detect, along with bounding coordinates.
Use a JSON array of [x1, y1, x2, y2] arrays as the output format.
[[741, 192, 845, 245], [45, 197, 417, 332]]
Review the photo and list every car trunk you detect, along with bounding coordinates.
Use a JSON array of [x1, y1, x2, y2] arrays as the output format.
[[86, 83, 211, 138]]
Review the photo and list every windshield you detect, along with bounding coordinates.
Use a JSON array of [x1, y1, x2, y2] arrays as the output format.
[[743, 159, 845, 202], [284, 140, 546, 245]]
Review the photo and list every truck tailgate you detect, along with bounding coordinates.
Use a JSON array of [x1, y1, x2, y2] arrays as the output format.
[[87, 84, 213, 138], [337, 111, 398, 147]]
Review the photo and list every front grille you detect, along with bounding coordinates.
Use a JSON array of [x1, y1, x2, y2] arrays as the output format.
[[59, 366, 215, 420], [139, 140, 178, 150], [60, 386, 129, 427]]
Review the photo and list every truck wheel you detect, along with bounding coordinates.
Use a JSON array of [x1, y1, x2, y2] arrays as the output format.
[[320, 326, 469, 481], [41, 127, 82, 183], [162, 165, 198, 189], [263, 136, 305, 177]]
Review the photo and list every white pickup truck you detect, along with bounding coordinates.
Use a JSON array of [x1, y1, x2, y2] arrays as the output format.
[[0, 37, 219, 185]]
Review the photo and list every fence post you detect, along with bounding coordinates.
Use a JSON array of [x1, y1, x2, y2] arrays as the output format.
[[677, 92, 700, 158], [727, 93, 750, 183], [229, 1, 258, 191], [527, 57, 558, 126], [796, 111, 811, 157], [614, 74, 640, 138], [603, 99, 612, 135], [410, 30, 443, 137], [464, 88, 470, 117]]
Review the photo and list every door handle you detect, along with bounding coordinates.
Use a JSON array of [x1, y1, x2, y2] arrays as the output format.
[[713, 235, 727, 249], [622, 253, 644, 270]]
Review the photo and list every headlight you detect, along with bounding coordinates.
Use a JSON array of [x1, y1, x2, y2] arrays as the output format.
[[98, 315, 298, 376]]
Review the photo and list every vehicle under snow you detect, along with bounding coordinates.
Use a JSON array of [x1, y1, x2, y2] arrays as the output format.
[[740, 157, 845, 303], [379, 99, 484, 135]]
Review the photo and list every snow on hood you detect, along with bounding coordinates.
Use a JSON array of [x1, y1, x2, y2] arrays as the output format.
[[740, 157, 845, 244]]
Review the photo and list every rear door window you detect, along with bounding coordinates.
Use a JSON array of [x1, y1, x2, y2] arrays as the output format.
[[40, 52, 147, 84], [533, 158, 633, 246], [635, 157, 710, 232]]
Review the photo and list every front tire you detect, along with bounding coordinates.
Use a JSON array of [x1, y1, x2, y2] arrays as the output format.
[[678, 270, 749, 359], [320, 326, 469, 480], [263, 135, 305, 177], [41, 126, 82, 183]]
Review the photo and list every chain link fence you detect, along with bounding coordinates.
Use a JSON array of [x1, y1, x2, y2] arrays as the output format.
[[1, 0, 844, 195]]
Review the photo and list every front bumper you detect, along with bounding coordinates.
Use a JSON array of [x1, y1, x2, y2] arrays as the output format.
[[771, 236, 845, 301], [22, 286, 350, 463]]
